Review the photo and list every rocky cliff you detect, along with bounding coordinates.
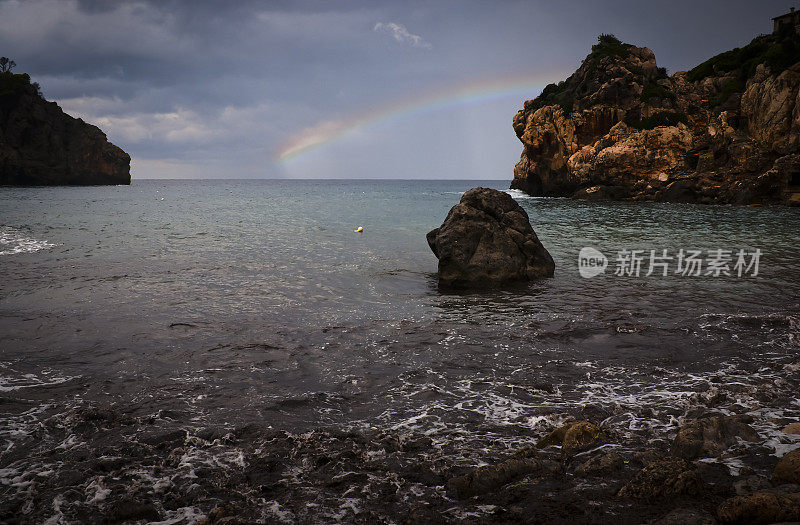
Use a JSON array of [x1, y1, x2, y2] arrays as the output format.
[[0, 72, 130, 186], [512, 32, 800, 205]]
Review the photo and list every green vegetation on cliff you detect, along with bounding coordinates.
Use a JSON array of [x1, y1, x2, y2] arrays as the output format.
[[687, 27, 800, 82], [0, 72, 42, 98]]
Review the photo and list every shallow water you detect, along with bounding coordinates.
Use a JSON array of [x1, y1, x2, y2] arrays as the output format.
[[1, 179, 799, 523]]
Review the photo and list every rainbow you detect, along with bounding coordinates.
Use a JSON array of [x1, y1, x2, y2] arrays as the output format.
[[276, 70, 567, 162]]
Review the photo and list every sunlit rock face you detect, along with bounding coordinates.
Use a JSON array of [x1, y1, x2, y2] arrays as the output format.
[[0, 73, 130, 186], [511, 34, 800, 205]]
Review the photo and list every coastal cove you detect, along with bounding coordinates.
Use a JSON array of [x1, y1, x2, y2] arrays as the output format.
[[1, 179, 799, 523]]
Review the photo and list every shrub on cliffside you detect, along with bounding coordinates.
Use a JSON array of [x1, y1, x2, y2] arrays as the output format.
[[687, 29, 800, 82]]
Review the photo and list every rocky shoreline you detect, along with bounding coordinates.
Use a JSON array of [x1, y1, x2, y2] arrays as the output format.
[[2, 384, 798, 524]]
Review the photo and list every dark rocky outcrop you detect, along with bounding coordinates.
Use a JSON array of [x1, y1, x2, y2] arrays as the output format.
[[617, 458, 702, 500], [574, 451, 623, 477], [426, 187, 554, 287], [511, 33, 800, 205], [716, 492, 800, 524], [650, 508, 718, 525], [671, 415, 760, 460], [0, 71, 130, 186], [445, 457, 557, 499], [773, 448, 800, 484], [536, 420, 607, 458]]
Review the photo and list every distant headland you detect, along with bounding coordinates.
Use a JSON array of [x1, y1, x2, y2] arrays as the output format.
[[0, 59, 130, 186], [511, 11, 800, 205]]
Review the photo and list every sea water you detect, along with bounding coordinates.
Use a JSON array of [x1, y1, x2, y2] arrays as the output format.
[[1, 179, 799, 522]]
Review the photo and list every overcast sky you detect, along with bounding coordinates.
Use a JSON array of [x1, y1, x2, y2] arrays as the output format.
[[0, 0, 794, 179]]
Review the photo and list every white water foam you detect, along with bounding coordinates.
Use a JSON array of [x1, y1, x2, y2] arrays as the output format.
[[0, 226, 56, 255], [0, 365, 78, 392], [504, 189, 551, 200]]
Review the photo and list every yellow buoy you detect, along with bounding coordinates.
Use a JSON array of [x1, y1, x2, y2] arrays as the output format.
[[354, 226, 363, 233]]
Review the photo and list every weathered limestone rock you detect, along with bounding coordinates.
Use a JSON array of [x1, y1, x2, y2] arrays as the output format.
[[511, 34, 800, 204], [426, 187, 554, 287]]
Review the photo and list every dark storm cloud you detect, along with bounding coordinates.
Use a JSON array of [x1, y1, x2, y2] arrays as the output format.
[[0, 0, 795, 178]]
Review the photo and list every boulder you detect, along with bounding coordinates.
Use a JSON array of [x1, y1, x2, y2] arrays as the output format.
[[716, 492, 800, 524], [574, 451, 623, 477], [672, 415, 760, 460], [536, 420, 607, 457], [782, 422, 800, 435], [445, 457, 556, 499], [773, 448, 800, 484], [650, 508, 717, 525], [618, 458, 701, 500], [426, 187, 554, 287]]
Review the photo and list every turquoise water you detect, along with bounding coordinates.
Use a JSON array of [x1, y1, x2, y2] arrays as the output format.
[[1, 179, 799, 522]]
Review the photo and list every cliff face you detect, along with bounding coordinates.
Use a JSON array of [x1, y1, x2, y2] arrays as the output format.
[[0, 72, 130, 186], [511, 33, 800, 205]]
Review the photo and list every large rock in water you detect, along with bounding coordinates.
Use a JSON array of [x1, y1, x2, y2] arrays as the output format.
[[0, 72, 130, 185], [426, 187, 555, 287]]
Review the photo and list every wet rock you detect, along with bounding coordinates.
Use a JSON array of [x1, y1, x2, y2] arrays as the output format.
[[563, 421, 607, 457], [138, 429, 187, 448], [426, 187, 555, 287], [106, 498, 161, 523], [773, 448, 800, 484], [618, 458, 702, 500], [90, 456, 128, 473], [574, 451, 623, 477], [782, 422, 800, 434], [196, 503, 245, 525], [695, 461, 737, 497], [325, 471, 369, 489], [401, 435, 433, 453], [537, 420, 607, 457], [650, 508, 717, 525], [716, 492, 800, 524], [445, 457, 556, 499], [733, 475, 772, 495], [401, 463, 444, 486], [672, 415, 759, 460], [633, 450, 664, 467], [536, 423, 571, 448], [401, 505, 447, 525]]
